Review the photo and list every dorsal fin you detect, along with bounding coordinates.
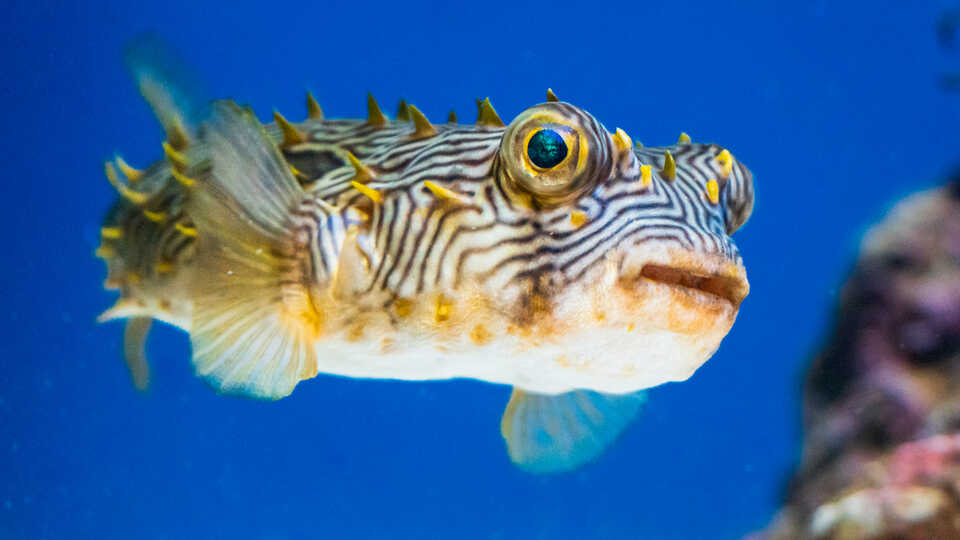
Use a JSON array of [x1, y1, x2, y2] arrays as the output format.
[[124, 33, 208, 149]]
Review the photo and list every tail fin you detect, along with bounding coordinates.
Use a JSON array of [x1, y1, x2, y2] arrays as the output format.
[[501, 389, 646, 473], [186, 101, 323, 399]]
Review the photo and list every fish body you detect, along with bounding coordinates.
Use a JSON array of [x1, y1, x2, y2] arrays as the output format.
[[97, 59, 753, 472]]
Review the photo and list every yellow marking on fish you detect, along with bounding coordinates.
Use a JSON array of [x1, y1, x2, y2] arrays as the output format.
[[477, 98, 504, 127], [570, 211, 588, 228], [166, 120, 190, 151], [395, 100, 411, 122], [101, 227, 123, 239], [306, 92, 324, 120], [423, 180, 469, 204], [154, 262, 174, 274], [612, 128, 632, 153], [408, 105, 437, 140], [351, 181, 382, 204], [347, 322, 365, 342], [143, 210, 166, 223], [175, 222, 197, 237], [677, 132, 691, 144], [104, 162, 148, 205], [661, 151, 676, 181], [706, 179, 720, 204], [715, 149, 734, 178], [162, 141, 188, 169], [435, 295, 452, 322], [470, 324, 492, 345], [349, 207, 370, 223], [126, 272, 142, 284], [273, 111, 306, 146], [366, 94, 388, 127], [115, 157, 143, 182], [393, 298, 414, 318], [170, 167, 196, 188], [639, 165, 652, 188], [346, 151, 376, 183], [95, 245, 115, 258]]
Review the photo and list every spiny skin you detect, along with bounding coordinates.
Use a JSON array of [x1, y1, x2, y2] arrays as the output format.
[[103, 107, 750, 306], [98, 98, 753, 397]]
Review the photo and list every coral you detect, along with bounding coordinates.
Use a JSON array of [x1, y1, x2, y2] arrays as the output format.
[[753, 175, 960, 539]]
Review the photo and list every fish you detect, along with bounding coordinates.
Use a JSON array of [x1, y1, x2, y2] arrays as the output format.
[[96, 46, 754, 473]]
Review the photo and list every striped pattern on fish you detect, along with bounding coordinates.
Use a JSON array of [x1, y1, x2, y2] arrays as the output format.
[[95, 63, 754, 473]]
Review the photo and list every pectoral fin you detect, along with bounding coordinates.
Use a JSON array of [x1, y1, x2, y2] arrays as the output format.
[[186, 102, 321, 400], [500, 389, 645, 474]]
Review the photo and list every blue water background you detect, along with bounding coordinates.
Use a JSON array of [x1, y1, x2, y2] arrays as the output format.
[[3, 1, 959, 538]]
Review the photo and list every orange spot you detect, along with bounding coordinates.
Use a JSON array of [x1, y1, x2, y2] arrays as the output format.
[[393, 298, 414, 318], [469, 324, 492, 345], [279, 286, 325, 342], [346, 323, 365, 342], [435, 295, 452, 322]]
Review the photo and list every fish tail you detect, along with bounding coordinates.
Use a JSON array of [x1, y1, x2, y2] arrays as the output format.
[[96, 35, 209, 389], [185, 101, 324, 399], [96, 183, 194, 392]]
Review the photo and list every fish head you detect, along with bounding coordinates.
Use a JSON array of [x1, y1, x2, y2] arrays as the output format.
[[446, 101, 756, 391]]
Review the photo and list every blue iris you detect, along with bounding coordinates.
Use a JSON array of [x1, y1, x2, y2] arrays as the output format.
[[527, 129, 568, 169]]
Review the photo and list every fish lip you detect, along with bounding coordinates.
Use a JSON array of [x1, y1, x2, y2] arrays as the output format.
[[639, 263, 749, 307]]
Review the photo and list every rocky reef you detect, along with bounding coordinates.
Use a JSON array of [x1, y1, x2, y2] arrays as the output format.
[[753, 177, 960, 539]]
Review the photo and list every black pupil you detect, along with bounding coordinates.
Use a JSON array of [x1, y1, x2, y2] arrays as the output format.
[[527, 129, 568, 168]]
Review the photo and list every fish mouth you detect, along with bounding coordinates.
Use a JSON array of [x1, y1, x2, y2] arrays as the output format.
[[640, 263, 749, 307]]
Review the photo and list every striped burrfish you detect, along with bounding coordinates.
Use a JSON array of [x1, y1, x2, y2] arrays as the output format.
[[96, 51, 753, 473]]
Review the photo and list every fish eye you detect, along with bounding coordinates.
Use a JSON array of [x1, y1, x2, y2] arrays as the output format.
[[526, 129, 568, 169], [499, 103, 613, 207]]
